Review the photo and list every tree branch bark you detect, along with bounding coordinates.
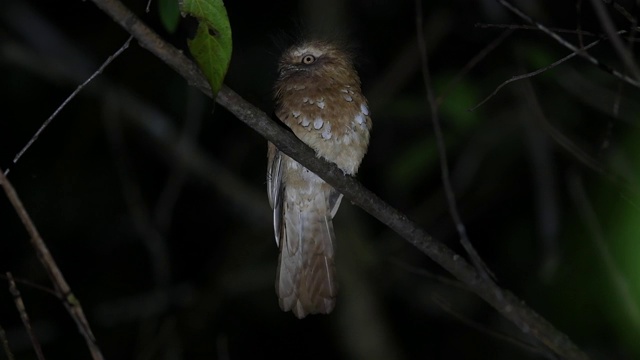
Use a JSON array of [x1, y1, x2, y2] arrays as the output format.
[[87, 0, 589, 358], [0, 170, 104, 360]]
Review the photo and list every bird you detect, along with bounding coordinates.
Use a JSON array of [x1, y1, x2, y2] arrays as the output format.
[[267, 40, 372, 318]]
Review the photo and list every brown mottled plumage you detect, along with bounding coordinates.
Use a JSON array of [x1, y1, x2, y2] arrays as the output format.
[[267, 40, 372, 318]]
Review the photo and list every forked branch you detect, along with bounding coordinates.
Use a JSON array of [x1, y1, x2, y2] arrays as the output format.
[[77, 0, 591, 358]]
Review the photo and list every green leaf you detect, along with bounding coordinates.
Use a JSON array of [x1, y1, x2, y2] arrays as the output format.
[[159, 0, 181, 33], [179, 0, 232, 96]]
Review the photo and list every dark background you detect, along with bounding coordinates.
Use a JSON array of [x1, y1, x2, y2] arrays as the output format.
[[1, 0, 640, 359]]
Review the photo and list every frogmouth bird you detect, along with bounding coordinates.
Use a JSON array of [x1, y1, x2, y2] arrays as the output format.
[[267, 40, 372, 318]]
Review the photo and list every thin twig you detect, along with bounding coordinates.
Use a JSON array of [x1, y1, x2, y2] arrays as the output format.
[[87, 0, 591, 358], [0, 37, 268, 225], [568, 172, 640, 330], [497, 0, 640, 89], [518, 78, 561, 281], [390, 258, 467, 291], [7, 272, 46, 360], [601, 0, 639, 151], [436, 29, 513, 106], [433, 296, 551, 357], [0, 274, 59, 298], [416, 0, 497, 282], [589, 0, 640, 80], [603, 0, 639, 25], [0, 170, 104, 360], [477, 22, 640, 41], [577, 0, 585, 48], [0, 324, 16, 360], [4, 36, 132, 176], [532, 101, 638, 197], [476, 23, 601, 38], [519, 76, 638, 200], [469, 32, 618, 112]]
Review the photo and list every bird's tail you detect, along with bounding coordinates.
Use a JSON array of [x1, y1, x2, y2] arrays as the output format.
[[275, 188, 338, 319]]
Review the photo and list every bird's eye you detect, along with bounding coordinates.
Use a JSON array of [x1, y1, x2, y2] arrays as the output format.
[[301, 55, 316, 65]]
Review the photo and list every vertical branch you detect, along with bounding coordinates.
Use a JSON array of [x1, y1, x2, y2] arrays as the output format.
[[576, 0, 585, 49], [602, 0, 638, 151], [7, 273, 46, 360], [0, 170, 104, 360], [518, 82, 561, 279], [589, 0, 640, 80], [414, 0, 496, 282], [0, 324, 15, 360]]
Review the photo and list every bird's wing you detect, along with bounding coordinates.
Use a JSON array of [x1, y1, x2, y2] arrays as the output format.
[[327, 189, 343, 219], [267, 142, 284, 247]]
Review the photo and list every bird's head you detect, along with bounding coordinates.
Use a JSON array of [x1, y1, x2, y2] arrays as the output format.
[[276, 40, 358, 86]]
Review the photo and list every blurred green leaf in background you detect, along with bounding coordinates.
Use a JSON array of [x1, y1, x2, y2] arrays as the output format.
[[159, 0, 181, 33]]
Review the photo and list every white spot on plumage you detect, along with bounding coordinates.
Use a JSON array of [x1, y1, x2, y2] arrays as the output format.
[[303, 97, 310, 104], [292, 110, 301, 118], [342, 94, 353, 102], [340, 89, 349, 93], [317, 99, 326, 109], [322, 122, 332, 139], [301, 117, 311, 127], [360, 103, 369, 116], [355, 113, 365, 125], [313, 117, 324, 129]]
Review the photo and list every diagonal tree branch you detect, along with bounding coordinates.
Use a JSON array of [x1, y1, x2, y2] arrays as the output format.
[[0, 170, 104, 360], [86, 0, 589, 358]]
